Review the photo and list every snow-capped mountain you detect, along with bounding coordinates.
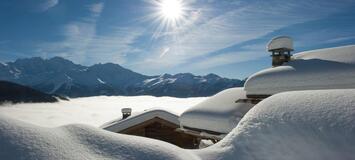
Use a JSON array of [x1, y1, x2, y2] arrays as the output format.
[[0, 57, 243, 97]]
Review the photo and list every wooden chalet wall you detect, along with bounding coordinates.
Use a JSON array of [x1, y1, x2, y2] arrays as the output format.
[[119, 117, 199, 149]]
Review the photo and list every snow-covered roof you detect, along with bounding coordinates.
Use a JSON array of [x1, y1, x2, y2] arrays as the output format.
[[245, 45, 355, 96], [101, 108, 179, 133], [179, 87, 255, 134], [199, 89, 355, 160]]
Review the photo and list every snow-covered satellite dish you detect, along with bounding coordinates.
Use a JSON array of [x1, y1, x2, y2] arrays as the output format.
[[267, 36, 294, 52]]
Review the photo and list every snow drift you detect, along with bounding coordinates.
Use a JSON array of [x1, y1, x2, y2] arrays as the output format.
[[245, 45, 355, 96], [1, 89, 355, 159], [0, 115, 197, 160], [198, 89, 355, 160], [180, 87, 255, 134]]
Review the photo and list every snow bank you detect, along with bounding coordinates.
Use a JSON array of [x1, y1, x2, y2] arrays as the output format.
[[198, 89, 355, 160], [0, 115, 198, 160], [293, 45, 355, 64], [0, 96, 206, 127], [180, 88, 255, 134], [245, 45, 355, 96], [1, 89, 355, 159]]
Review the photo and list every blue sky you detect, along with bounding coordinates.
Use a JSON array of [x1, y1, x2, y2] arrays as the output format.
[[0, 0, 355, 79]]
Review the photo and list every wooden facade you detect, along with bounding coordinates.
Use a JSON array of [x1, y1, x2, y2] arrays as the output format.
[[118, 117, 200, 149]]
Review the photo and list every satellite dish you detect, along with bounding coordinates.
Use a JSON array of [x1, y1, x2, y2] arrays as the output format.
[[267, 36, 293, 52]]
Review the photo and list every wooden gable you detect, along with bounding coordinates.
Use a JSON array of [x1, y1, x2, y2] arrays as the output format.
[[118, 117, 199, 149]]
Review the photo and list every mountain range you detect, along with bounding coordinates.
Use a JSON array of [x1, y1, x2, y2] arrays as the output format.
[[0, 57, 243, 98]]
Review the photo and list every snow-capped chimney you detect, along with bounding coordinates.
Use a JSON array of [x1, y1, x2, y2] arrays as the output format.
[[121, 108, 132, 119], [267, 36, 294, 67]]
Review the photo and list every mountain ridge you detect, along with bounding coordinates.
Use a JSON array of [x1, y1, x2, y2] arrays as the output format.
[[0, 80, 65, 104], [0, 57, 244, 97]]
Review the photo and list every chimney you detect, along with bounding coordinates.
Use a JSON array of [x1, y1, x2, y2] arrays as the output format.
[[121, 108, 132, 119], [267, 36, 294, 67]]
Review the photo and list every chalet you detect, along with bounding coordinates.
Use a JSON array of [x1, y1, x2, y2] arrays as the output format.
[[101, 108, 200, 149], [103, 38, 355, 147], [178, 37, 355, 143]]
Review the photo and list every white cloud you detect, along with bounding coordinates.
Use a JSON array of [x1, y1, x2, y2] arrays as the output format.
[[159, 47, 170, 58], [37, 0, 58, 12], [88, 2, 104, 17], [84, 27, 145, 64], [187, 51, 266, 70], [34, 1, 145, 65], [325, 36, 355, 44], [39, 25, 144, 65]]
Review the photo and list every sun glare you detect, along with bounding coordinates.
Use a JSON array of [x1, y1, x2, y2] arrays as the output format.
[[148, 0, 191, 37], [159, 0, 183, 20]]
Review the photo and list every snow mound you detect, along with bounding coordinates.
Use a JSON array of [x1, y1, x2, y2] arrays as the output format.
[[0, 114, 198, 160], [294, 45, 355, 64], [245, 45, 355, 96], [2, 89, 355, 160], [198, 89, 355, 160], [180, 87, 255, 134]]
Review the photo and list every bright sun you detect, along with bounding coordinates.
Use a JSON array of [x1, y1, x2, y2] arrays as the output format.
[[148, 0, 189, 35], [158, 0, 184, 20]]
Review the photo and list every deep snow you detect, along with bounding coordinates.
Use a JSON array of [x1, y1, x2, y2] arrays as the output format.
[[1, 89, 355, 160], [180, 87, 255, 134], [0, 96, 206, 127], [197, 89, 355, 160], [0, 115, 198, 160], [245, 45, 355, 96]]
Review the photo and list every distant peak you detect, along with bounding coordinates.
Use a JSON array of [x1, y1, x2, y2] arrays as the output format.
[[92, 62, 123, 69], [48, 56, 75, 64], [205, 73, 221, 79], [49, 56, 68, 61], [174, 73, 194, 77], [160, 73, 172, 78]]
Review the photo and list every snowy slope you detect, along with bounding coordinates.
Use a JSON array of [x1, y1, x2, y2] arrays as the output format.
[[1, 89, 355, 159], [0, 115, 199, 160], [245, 45, 355, 96], [180, 87, 255, 134]]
